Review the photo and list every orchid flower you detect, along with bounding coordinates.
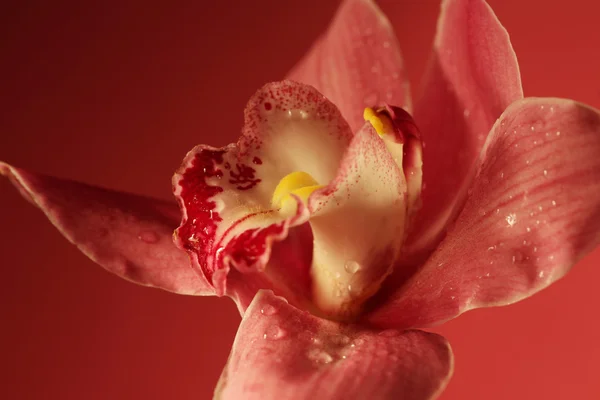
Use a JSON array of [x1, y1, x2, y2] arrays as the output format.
[[2, 0, 600, 398]]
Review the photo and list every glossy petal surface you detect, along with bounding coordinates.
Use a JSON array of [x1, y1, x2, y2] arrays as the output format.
[[288, 0, 410, 132], [368, 98, 600, 328], [0, 163, 210, 295], [216, 290, 453, 400], [410, 0, 524, 251]]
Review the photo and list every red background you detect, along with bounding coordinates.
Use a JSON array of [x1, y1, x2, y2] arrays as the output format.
[[1, 1, 599, 398]]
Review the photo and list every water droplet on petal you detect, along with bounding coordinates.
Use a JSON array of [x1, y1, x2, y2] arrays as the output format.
[[344, 260, 361, 274], [307, 348, 333, 364], [513, 251, 524, 263], [260, 304, 278, 316], [506, 213, 517, 227], [138, 231, 159, 244], [263, 325, 286, 340]]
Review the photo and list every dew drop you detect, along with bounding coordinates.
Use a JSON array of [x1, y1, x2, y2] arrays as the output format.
[[538, 271, 545, 278], [530, 126, 535, 132], [506, 213, 517, 227], [260, 304, 278, 316], [138, 231, 159, 244], [512, 252, 524, 263], [552, 200, 557, 206], [344, 260, 361, 274], [307, 348, 333, 364], [347, 284, 361, 298], [263, 325, 286, 340], [543, 170, 548, 177]]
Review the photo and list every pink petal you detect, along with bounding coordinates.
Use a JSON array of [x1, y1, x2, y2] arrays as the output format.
[[307, 123, 408, 317], [216, 290, 453, 400], [368, 98, 600, 328], [173, 81, 353, 309], [287, 0, 410, 132], [0, 162, 211, 295], [409, 0, 524, 252]]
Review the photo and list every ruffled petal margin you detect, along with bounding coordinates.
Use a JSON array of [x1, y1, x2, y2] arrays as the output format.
[[368, 98, 600, 328], [0, 163, 211, 295], [215, 290, 453, 400], [173, 81, 354, 310]]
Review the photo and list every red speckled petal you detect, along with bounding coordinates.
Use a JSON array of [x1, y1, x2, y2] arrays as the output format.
[[173, 81, 353, 308], [215, 290, 453, 400], [409, 0, 524, 252], [307, 124, 408, 317], [287, 0, 410, 132], [367, 98, 600, 329], [0, 163, 211, 295]]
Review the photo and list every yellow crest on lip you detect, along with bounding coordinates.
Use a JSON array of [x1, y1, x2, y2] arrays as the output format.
[[271, 171, 323, 209], [363, 107, 393, 136]]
